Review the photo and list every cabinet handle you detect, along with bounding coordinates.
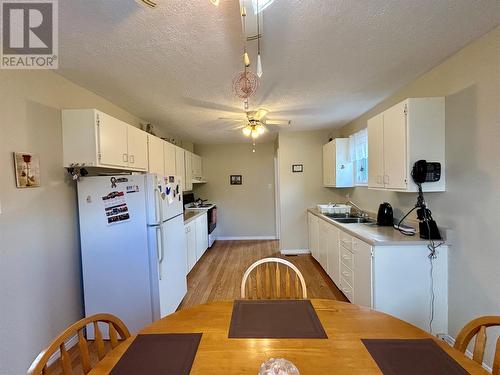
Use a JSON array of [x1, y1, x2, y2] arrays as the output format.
[[130, 155, 135, 164], [122, 154, 128, 162]]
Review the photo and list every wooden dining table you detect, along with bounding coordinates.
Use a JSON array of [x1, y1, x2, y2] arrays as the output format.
[[90, 299, 488, 374]]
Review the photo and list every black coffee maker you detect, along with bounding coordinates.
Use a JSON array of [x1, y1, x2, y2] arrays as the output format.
[[377, 202, 394, 226]]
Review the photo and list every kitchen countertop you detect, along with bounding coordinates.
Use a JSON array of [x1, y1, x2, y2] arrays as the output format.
[[308, 208, 447, 246], [183, 209, 208, 224]]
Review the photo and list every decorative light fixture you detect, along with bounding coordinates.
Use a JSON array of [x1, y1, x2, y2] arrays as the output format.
[[242, 121, 266, 139]]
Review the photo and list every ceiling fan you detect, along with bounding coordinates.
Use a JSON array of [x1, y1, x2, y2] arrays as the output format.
[[219, 108, 291, 139]]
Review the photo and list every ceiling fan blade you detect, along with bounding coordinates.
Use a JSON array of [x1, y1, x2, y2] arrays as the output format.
[[266, 120, 291, 127], [254, 108, 269, 121], [218, 117, 245, 121]]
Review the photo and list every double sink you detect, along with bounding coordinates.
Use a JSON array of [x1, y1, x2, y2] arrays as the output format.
[[324, 213, 375, 224]]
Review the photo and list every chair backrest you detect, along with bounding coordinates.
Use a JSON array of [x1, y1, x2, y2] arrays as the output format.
[[27, 313, 130, 375], [241, 257, 307, 299], [453, 315, 500, 374]]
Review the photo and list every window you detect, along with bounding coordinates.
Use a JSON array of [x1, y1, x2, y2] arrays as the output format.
[[349, 128, 368, 186]]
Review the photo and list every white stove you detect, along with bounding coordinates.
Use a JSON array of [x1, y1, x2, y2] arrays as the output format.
[[184, 203, 215, 210]]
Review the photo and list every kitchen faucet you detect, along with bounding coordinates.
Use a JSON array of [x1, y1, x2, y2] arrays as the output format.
[[345, 200, 369, 218]]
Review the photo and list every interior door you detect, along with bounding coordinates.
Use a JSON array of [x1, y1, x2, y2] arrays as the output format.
[[147, 135, 164, 175], [97, 111, 128, 168], [127, 125, 148, 171], [383, 101, 407, 189], [164, 142, 176, 176], [367, 113, 384, 188]]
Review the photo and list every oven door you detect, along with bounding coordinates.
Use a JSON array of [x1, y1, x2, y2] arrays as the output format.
[[207, 206, 217, 234]]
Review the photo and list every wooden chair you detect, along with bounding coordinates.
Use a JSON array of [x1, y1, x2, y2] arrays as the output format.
[[453, 315, 500, 374], [27, 313, 130, 375], [241, 257, 307, 299]]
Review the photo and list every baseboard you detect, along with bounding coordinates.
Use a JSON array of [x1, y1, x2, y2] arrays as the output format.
[[440, 334, 493, 372], [216, 236, 277, 241], [280, 249, 311, 255], [46, 334, 79, 366]]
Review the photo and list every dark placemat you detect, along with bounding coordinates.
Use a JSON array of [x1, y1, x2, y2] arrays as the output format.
[[109, 333, 202, 375], [362, 339, 470, 375], [228, 299, 327, 339]]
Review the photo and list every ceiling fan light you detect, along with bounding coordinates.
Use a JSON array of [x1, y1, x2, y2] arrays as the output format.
[[242, 126, 252, 137], [251, 129, 259, 139], [256, 54, 263, 77], [257, 124, 265, 134]]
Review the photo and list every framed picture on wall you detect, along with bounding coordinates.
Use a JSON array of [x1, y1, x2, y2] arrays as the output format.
[[230, 175, 242, 185], [13, 152, 41, 188]]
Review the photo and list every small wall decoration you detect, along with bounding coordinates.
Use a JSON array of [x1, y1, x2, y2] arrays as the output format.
[[292, 164, 303, 173], [14, 152, 40, 188], [230, 175, 243, 185]]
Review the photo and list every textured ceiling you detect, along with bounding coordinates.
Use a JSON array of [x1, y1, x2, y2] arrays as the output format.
[[57, 0, 500, 143]]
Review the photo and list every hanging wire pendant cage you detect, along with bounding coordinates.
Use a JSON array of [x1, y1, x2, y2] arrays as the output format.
[[233, 69, 260, 99]]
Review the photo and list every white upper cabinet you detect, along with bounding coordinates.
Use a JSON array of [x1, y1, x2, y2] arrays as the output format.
[[147, 135, 165, 175], [127, 125, 148, 171], [323, 138, 353, 187], [175, 146, 186, 191], [164, 141, 176, 176], [184, 151, 193, 192], [367, 97, 445, 192], [62, 109, 148, 171], [367, 113, 384, 188], [192, 154, 203, 179]]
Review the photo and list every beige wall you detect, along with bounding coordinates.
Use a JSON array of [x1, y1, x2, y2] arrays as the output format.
[[277, 130, 340, 251], [330, 26, 500, 366], [0, 71, 146, 375], [193, 142, 276, 238]]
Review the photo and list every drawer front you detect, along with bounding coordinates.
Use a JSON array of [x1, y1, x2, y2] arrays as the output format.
[[339, 231, 353, 250], [340, 262, 354, 287], [340, 246, 354, 269], [339, 278, 353, 302]]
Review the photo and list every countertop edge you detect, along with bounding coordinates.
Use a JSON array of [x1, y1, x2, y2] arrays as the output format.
[[184, 209, 208, 224], [307, 208, 448, 247]]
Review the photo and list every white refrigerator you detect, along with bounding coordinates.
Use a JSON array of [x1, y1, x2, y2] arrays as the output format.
[[77, 173, 187, 334]]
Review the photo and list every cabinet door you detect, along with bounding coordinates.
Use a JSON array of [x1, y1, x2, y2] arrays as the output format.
[[185, 151, 193, 192], [127, 125, 148, 170], [383, 101, 407, 189], [175, 147, 186, 191], [97, 111, 128, 168], [147, 135, 164, 175], [164, 142, 176, 176], [195, 213, 208, 260], [318, 220, 329, 270], [353, 238, 372, 308], [308, 213, 319, 260], [192, 155, 202, 178], [322, 141, 335, 187], [185, 223, 196, 273], [326, 225, 340, 286], [367, 113, 384, 188]]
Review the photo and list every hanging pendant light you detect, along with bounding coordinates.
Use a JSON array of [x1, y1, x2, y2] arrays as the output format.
[[256, 0, 263, 77], [256, 54, 263, 77]]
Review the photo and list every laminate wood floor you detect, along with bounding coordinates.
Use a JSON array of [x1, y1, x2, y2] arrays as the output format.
[[179, 240, 348, 309]]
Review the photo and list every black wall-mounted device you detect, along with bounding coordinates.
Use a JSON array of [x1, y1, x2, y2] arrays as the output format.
[[411, 160, 441, 184]]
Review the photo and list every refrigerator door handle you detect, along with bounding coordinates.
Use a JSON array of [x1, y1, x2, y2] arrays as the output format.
[[156, 225, 165, 280], [154, 187, 163, 225]]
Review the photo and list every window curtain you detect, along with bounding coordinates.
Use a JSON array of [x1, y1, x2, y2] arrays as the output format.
[[349, 128, 368, 162]]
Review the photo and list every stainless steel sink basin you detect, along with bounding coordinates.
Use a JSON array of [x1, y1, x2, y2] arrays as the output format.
[[332, 217, 373, 224], [324, 214, 374, 224]]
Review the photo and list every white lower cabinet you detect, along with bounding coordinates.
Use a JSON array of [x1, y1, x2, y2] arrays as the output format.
[[308, 213, 320, 261], [308, 211, 448, 334], [185, 212, 209, 273]]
